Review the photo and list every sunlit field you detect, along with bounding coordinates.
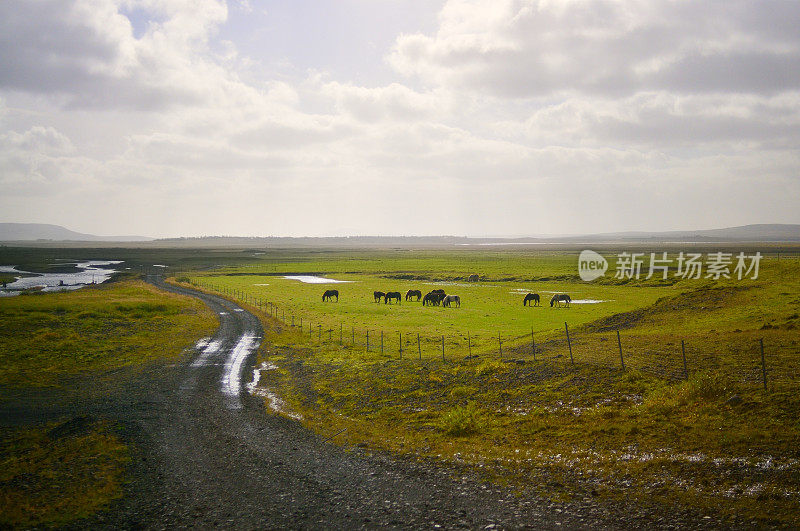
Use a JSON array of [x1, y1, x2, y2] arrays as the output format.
[[179, 247, 800, 524]]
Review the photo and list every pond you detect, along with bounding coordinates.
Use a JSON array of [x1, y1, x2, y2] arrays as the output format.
[[282, 275, 352, 284]]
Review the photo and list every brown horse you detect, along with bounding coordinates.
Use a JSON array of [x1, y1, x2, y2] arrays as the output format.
[[550, 293, 571, 308], [523, 293, 540, 306], [405, 289, 422, 301], [322, 289, 339, 302], [374, 291, 385, 303], [385, 292, 402, 304]]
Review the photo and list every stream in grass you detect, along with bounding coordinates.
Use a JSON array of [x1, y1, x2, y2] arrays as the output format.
[[0, 260, 122, 296]]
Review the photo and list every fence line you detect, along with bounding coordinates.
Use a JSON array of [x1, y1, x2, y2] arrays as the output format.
[[188, 279, 796, 390]]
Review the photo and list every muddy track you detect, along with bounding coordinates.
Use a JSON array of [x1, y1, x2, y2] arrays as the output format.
[[57, 276, 674, 529]]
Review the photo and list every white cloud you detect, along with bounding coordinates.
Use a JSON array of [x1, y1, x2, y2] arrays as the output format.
[[389, 0, 800, 98]]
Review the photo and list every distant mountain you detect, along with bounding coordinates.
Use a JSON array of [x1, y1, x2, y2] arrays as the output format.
[[0, 223, 152, 242]]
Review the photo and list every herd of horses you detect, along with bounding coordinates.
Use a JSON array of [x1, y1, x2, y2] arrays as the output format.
[[323, 288, 570, 308]]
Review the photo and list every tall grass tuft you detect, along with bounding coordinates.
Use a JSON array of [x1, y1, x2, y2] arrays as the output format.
[[438, 401, 485, 436]]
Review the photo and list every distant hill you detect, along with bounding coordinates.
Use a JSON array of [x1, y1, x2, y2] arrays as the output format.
[[152, 224, 800, 247], [566, 224, 800, 242], [1, 223, 797, 246], [0, 223, 152, 242]]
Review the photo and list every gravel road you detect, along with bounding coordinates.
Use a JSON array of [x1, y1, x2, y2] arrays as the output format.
[[30, 276, 704, 529]]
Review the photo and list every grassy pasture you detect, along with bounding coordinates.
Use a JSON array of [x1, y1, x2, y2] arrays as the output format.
[[189, 251, 680, 357], [185, 248, 800, 525]]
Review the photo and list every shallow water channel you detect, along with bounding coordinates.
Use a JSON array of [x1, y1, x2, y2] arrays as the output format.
[[0, 260, 122, 296]]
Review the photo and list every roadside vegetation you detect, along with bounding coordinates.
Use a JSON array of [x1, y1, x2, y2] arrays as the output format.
[[0, 279, 217, 527], [183, 249, 800, 526]]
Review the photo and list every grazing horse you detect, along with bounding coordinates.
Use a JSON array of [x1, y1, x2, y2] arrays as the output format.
[[422, 292, 437, 306], [442, 294, 461, 308], [322, 289, 339, 302], [405, 289, 422, 301], [523, 293, 540, 306], [385, 292, 402, 304], [423, 290, 447, 306], [550, 293, 571, 308], [374, 291, 386, 303]]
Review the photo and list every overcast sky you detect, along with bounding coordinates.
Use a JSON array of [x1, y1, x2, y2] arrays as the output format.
[[1, 0, 798, 238]]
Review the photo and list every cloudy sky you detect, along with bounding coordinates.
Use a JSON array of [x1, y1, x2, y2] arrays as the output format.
[[1, 0, 798, 238]]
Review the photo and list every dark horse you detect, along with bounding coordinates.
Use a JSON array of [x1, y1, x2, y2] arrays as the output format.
[[385, 292, 402, 304], [322, 289, 339, 302], [442, 294, 460, 308], [423, 290, 446, 306], [523, 293, 540, 306], [405, 289, 422, 301], [550, 293, 571, 308], [374, 291, 385, 303]]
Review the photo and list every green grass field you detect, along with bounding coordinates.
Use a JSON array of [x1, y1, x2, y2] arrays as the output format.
[[180, 248, 800, 525], [0, 280, 217, 388]]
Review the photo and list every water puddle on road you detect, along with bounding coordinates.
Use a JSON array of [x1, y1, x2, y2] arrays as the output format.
[[191, 337, 223, 368], [221, 334, 260, 410], [247, 361, 302, 420]]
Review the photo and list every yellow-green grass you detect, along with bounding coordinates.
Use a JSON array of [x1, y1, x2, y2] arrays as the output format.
[[0, 280, 218, 388], [0, 419, 129, 528], [0, 280, 217, 527], [221, 252, 800, 525]]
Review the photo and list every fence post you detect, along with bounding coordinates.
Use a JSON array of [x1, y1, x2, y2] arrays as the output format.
[[681, 340, 688, 379], [417, 333, 421, 360], [366, 330, 370, 352], [441, 335, 445, 361], [352, 326, 355, 346], [328, 328, 332, 342], [760, 338, 767, 391], [617, 330, 625, 370], [381, 331, 384, 355], [565, 322, 574, 365], [531, 328, 536, 362]]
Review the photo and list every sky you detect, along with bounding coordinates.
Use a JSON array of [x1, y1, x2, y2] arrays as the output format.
[[0, 0, 798, 238]]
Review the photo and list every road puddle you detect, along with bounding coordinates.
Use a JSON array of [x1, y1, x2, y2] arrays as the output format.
[[191, 338, 222, 368], [221, 334, 260, 410], [247, 362, 302, 420]]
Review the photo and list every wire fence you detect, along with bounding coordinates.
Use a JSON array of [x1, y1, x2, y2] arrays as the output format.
[[188, 279, 799, 391]]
